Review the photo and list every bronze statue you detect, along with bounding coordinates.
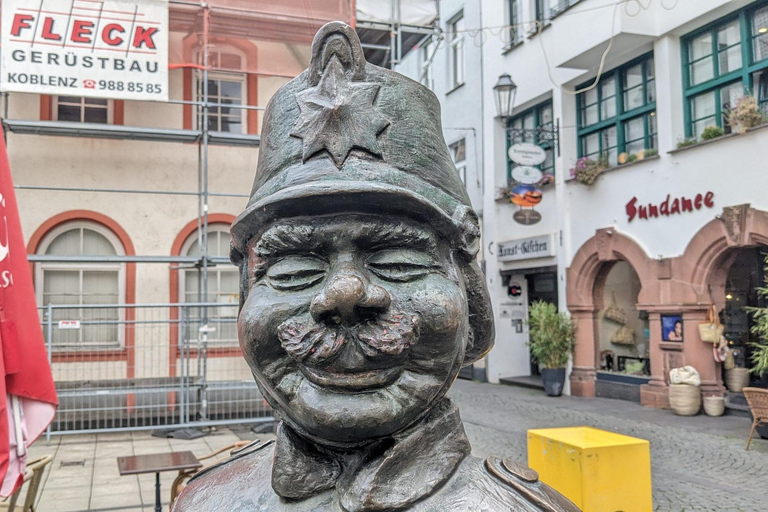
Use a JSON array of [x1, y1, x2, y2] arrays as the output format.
[[174, 21, 579, 512]]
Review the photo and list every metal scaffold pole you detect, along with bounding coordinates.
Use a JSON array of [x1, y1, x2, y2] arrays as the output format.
[[200, 3, 211, 422]]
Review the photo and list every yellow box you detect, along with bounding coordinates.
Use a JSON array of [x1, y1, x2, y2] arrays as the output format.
[[527, 426, 652, 512]]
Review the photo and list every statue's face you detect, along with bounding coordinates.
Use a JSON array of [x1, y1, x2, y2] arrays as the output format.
[[239, 213, 468, 444]]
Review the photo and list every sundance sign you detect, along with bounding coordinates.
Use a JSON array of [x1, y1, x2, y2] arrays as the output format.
[[1, 0, 168, 101], [626, 191, 715, 222]]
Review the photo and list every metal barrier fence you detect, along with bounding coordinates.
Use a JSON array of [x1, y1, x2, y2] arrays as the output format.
[[40, 303, 272, 435]]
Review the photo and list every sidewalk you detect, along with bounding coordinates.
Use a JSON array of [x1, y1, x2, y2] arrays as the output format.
[[22, 426, 269, 512]]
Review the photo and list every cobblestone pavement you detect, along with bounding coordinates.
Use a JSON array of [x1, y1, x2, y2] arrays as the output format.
[[448, 380, 768, 512]]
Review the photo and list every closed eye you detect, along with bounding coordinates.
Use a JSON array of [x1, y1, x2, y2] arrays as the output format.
[[367, 250, 440, 282], [267, 256, 327, 291]]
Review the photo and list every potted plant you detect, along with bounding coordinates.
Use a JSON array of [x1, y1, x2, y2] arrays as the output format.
[[569, 156, 609, 185], [746, 254, 768, 437], [528, 300, 576, 396], [726, 95, 764, 134]]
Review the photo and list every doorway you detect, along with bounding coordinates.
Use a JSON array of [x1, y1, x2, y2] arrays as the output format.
[[723, 246, 768, 387], [526, 271, 558, 376]]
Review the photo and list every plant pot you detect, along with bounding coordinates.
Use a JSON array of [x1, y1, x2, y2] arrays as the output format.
[[703, 396, 725, 417], [725, 368, 750, 393], [668, 383, 701, 416], [541, 367, 566, 397]]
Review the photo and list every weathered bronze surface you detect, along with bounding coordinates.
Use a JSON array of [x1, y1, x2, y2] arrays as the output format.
[[173, 21, 579, 512]]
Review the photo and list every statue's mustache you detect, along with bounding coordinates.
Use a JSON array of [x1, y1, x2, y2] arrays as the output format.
[[277, 312, 421, 365]]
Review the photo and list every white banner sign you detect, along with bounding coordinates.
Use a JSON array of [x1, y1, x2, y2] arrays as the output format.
[[1, 0, 168, 101], [497, 234, 556, 262]]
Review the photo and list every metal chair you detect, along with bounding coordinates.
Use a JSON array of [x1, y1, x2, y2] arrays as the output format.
[[169, 441, 250, 508], [0, 454, 53, 512], [743, 387, 768, 450]]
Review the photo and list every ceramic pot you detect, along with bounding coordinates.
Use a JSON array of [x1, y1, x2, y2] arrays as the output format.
[[541, 367, 566, 397]]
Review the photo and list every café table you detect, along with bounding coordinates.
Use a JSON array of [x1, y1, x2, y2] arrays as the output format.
[[117, 451, 201, 512]]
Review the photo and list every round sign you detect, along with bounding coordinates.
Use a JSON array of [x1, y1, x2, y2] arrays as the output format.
[[509, 184, 543, 207], [508, 284, 523, 298], [511, 165, 544, 185], [513, 209, 542, 225], [508, 143, 547, 166]]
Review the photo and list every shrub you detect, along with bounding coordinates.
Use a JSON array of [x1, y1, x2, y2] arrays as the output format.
[[527, 301, 576, 369], [701, 125, 724, 140], [676, 137, 697, 149], [746, 255, 768, 377]]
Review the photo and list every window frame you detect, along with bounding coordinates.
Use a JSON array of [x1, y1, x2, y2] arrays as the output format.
[[507, 0, 521, 46], [448, 13, 466, 89], [420, 36, 435, 90], [576, 52, 657, 165], [52, 96, 113, 124], [35, 221, 125, 351], [506, 100, 556, 181], [195, 71, 247, 134], [449, 138, 467, 185], [682, 2, 768, 137], [179, 225, 240, 347]]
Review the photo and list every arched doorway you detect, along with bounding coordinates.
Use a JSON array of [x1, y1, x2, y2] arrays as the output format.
[[595, 261, 651, 401], [722, 246, 768, 388]]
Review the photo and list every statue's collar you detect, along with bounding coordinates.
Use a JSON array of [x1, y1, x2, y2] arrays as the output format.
[[271, 398, 471, 511]]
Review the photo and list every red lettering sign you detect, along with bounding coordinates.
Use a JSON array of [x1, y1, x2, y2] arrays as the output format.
[[626, 192, 715, 222]]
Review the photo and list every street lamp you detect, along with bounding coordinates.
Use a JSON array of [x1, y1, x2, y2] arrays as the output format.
[[493, 73, 517, 120]]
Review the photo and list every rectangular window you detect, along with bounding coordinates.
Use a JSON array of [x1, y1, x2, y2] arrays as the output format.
[[536, 0, 552, 24], [54, 96, 111, 123], [507, 100, 555, 179], [449, 15, 465, 88], [577, 53, 656, 167], [197, 73, 245, 134], [420, 38, 435, 90], [551, 0, 582, 18], [508, 0, 521, 45], [450, 139, 467, 185], [682, 4, 768, 137]]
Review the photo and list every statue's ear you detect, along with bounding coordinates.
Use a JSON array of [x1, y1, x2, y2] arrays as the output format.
[[461, 260, 494, 366]]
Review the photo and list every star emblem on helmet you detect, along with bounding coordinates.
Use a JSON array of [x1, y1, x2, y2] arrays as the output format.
[[291, 56, 390, 168]]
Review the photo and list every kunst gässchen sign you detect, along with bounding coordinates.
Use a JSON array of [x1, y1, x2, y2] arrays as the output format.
[[497, 234, 556, 262], [1, 0, 168, 101]]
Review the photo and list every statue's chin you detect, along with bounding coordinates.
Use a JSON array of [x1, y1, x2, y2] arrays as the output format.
[[281, 370, 448, 446]]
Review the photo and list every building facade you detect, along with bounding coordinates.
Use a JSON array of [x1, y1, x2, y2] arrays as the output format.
[[400, 0, 768, 406]]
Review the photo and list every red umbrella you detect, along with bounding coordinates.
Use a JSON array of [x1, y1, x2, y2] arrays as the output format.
[[0, 123, 57, 496]]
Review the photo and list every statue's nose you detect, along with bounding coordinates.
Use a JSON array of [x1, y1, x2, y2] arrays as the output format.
[[310, 270, 391, 325]]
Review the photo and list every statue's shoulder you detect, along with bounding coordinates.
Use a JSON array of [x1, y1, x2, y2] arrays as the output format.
[[172, 439, 276, 511], [481, 456, 581, 512]]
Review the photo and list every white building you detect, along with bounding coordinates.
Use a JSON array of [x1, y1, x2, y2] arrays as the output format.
[[399, 0, 768, 407]]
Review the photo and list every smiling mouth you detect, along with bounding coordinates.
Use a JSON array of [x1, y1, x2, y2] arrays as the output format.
[[300, 365, 402, 391]]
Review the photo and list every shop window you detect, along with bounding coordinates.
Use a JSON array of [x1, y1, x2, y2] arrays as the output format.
[[577, 53, 656, 166], [507, 100, 555, 178], [449, 138, 467, 185], [53, 96, 112, 124], [36, 222, 124, 350], [448, 14, 465, 89], [598, 261, 650, 376], [181, 225, 239, 346], [682, 3, 768, 138]]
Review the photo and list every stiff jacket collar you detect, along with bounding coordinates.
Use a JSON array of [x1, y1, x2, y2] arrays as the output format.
[[271, 398, 471, 511]]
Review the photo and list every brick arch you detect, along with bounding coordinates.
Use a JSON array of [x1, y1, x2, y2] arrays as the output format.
[[168, 214, 237, 381], [566, 228, 656, 397], [679, 205, 768, 308], [27, 210, 136, 374]]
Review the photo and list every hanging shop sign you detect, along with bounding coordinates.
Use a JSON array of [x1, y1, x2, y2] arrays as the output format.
[[511, 165, 544, 185], [1, 0, 169, 101], [513, 209, 542, 225], [626, 191, 714, 222], [497, 234, 555, 262], [508, 143, 547, 166], [509, 184, 542, 207]]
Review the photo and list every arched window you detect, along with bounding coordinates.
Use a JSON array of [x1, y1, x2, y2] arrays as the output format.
[[180, 225, 239, 345], [36, 222, 125, 349]]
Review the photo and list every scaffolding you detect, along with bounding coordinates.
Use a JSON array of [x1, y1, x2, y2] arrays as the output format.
[[1, 0, 352, 433]]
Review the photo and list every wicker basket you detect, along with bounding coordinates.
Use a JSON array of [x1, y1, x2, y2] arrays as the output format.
[[703, 396, 725, 417], [610, 325, 635, 346], [668, 383, 701, 416], [603, 292, 627, 324], [725, 368, 750, 393]]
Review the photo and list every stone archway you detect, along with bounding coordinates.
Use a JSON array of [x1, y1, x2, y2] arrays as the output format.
[[567, 228, 657, 397]]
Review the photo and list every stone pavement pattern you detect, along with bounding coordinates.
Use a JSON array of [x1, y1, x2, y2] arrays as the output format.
[[15, 380, 768, 511], [450, 380, 768, 512]]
